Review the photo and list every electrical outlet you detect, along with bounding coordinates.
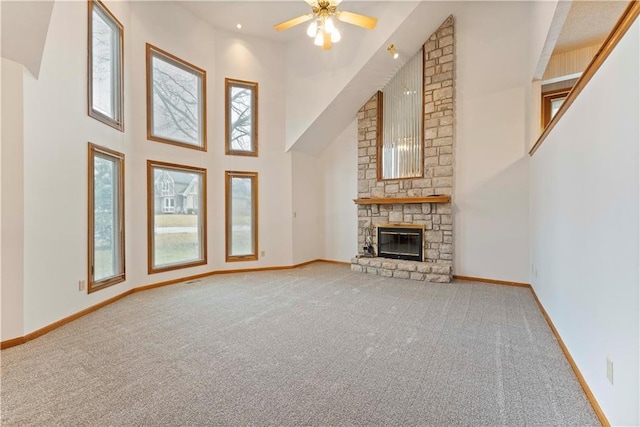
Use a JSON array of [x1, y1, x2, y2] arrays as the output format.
[[606, 358, 614, 384], [293, 212, 297, 218], [261, 251, 266, 257], [78, 280, 86, 291]]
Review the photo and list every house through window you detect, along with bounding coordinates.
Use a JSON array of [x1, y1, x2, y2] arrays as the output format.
[[148, 160, 207, 273]]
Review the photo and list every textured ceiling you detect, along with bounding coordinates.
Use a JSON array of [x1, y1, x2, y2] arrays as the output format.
[[179, 1, 383, 42], [179, 1, 629, 53], [554, 0, 628, 53]]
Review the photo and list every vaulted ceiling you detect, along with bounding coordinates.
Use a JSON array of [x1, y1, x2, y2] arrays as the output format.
[[1, 0, 626, 154]]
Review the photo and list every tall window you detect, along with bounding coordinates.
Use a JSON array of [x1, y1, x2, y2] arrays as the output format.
[[379, 49, 424, 180], [148, 161, 207, 273], [88, 0, 124, 131], [225, 171, 258, 262], [88, 143, 125, 292], [146, 44, 207, 150], [225, 78, 258, 156]]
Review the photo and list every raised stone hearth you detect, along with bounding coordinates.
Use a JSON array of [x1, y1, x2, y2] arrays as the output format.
[[354, 16, 455, 284], [351, 256, 452, 283]]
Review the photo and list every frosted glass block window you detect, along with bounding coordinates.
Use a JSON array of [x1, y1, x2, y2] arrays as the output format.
[[88, 143, 125, 292], [88, 0, 123, 131], [148, 161, 207, 273], [226, 171, 258, 261], [147, 44, 207, 150], [381, 49, 423, 180]]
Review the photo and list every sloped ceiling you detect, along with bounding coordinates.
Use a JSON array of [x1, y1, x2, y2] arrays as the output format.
[[1, 0, 54, 79], [4, 1, 614, 156], [554, 0, 628, 53]]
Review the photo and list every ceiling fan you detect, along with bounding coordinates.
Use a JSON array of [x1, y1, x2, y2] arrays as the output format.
[[274, 0, 378, 50]]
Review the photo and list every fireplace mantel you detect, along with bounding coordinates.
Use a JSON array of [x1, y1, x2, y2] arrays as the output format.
[[353, 196, 451, 205]]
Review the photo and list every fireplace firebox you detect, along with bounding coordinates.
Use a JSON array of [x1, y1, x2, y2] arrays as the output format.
[[377, 226, 423, 261]]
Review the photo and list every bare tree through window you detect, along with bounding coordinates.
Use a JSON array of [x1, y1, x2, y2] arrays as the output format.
[[226, 79, 258, 156], [88, 0, 123, 130], [147, 161, 207, 274], [147, 44, 207, 150]]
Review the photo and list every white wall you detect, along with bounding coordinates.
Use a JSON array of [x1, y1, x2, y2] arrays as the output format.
[[453, 1, 554, 283], [6, 0, 295, 338], [0, 0, 54, 79], [21, 1, 134, 334], [291, 150, 324, 264], [1, 59, 25, 340], [321, 119, 357, 262], [307, 1, 554, 282], [128, 1, 294, 285], [530, 19, 639, 426], [212, 29, 294, 269]]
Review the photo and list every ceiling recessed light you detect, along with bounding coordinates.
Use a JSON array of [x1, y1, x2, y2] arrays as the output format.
[[236, 24, 242, 29]]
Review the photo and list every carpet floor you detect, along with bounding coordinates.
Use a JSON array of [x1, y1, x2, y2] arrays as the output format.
[[1, 263, 598, 426]]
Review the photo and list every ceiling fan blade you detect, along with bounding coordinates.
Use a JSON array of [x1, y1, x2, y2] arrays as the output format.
[[303, 0, 318, 5], [322, 31, 332, 50], [274, 14, 313, 32], [336, 10, 378, 29]]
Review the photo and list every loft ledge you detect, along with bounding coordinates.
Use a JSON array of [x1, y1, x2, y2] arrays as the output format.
[[353, 196, 451, 205]]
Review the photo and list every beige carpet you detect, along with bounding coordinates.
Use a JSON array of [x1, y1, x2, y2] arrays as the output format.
[[1, 263, 598, 426]]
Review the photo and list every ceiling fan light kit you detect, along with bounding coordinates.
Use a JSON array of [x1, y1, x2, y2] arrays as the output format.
[[308, 16, 341, 48], [274, 0, 378, 50]]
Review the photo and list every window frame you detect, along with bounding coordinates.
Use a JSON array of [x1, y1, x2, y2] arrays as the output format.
[[541, 88, 572, 130], [146, 43, 207, 151], [225, 171, 259, 262], [147, 160, 207, 274], [88, 0, 124, 131], [225, 78, 259, 157], [88, 143, 126, 293]]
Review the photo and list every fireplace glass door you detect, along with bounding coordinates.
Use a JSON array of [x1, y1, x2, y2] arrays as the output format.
[[377, 227, 423, 261]]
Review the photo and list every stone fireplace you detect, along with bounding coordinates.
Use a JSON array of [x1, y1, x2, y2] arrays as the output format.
[[351, 16, 455, 283]]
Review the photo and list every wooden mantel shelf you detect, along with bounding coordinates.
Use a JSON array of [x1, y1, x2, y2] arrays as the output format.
[[353, 196, 451, 205]]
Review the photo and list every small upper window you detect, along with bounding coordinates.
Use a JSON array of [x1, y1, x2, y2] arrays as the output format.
[[542, 87, 572, 130], [146, 44, 207, 151], [88, 0, 124, 131], [225, 78, 258, 156]]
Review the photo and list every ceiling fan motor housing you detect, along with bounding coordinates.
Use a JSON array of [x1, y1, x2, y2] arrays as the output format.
[[312, 1, 338, 18]]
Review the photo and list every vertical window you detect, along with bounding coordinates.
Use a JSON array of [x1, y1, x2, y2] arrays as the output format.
[[88, 143, 125, 292], [148, 161, 207, 273], [225, 78, 258, 156], [146, 44, 207, 150], [88, 0, 124, 131], [225, 171, 258, 262]]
